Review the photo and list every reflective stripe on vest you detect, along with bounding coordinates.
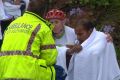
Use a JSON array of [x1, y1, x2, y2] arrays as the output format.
[[0, 51, 38, 58], [41, 45, 56, 50]]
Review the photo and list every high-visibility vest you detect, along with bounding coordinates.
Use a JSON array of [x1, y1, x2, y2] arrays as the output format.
[[0, 11, 58, 80]]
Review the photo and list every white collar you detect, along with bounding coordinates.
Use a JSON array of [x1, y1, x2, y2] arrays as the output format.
[[81, 28, 97, 49]]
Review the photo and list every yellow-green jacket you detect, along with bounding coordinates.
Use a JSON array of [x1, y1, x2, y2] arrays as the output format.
[[0, 11, 58, 80]]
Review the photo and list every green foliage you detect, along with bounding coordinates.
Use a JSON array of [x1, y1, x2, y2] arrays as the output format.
[[116, 47, 120, 59], [72, 0, 120, 7]]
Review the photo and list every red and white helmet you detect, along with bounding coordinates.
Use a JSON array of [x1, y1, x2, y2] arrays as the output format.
[[46, 9, 66, 20]]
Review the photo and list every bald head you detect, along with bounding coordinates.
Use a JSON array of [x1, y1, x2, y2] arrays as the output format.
[[27, 0, 49, 17]]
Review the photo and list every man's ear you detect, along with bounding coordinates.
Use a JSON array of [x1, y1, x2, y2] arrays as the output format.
[[87, 28, 92, 34]]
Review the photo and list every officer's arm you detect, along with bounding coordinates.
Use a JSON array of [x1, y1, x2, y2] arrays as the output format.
[[40, 30, 58, 66]]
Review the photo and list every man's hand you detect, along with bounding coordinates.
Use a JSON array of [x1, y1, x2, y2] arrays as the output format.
[[105, 33, 113, 42], [13, 0, 21, 5], [66, 44, 82, 55], [66, 45, 74, 48]]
